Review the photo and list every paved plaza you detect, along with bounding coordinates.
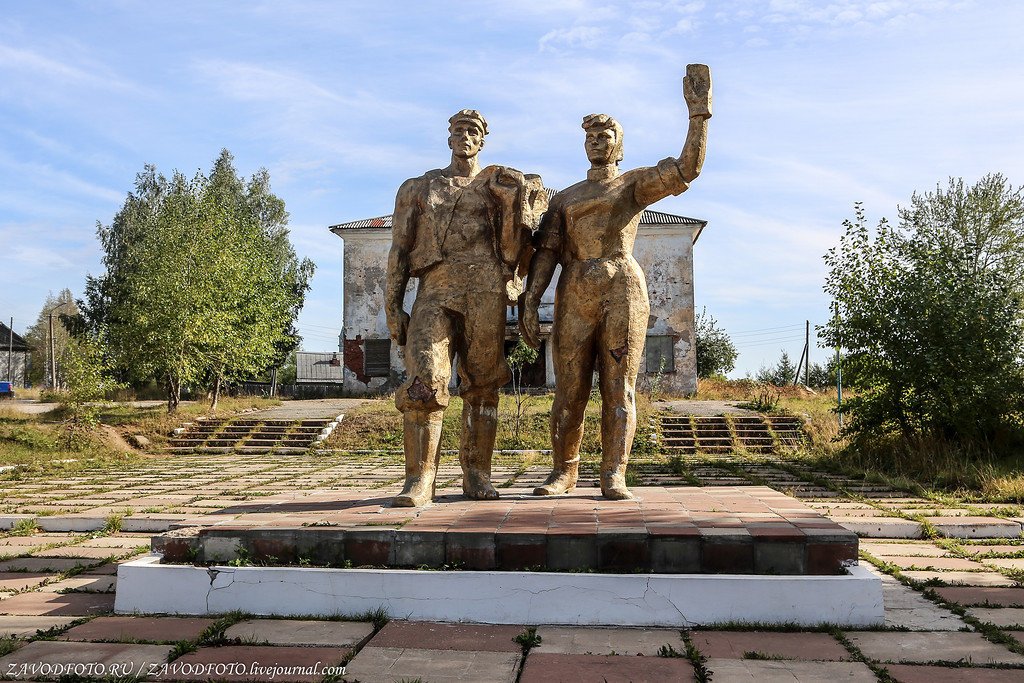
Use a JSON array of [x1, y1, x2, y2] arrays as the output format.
[[2, 405, 1024, 680]]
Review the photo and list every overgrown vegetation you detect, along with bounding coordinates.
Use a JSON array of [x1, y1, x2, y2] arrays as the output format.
[[0, 396, 276, 474], [822, 175, 1024, 450], [694, 307, 737, 378], [325, 392, 656, 455], [505, 338, 539, 446]]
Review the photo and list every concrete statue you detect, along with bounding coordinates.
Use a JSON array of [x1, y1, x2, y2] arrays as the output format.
[[386, 110, 546, 507], [521, 64, 712, 500]]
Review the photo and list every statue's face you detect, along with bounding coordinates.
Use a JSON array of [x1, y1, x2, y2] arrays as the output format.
[[585, 127, 617, 165], [448, 121, 485, 159]]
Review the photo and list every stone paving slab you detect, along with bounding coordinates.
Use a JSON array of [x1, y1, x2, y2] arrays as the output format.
[[532, 626, 683, 656], [0, 591, 114, 616], [704, 658, 876, 682], [984, 558, 1024, 571], [874, 570, 966, 631], [32, 545, 123, 560], [933, 587, 1024, 607], [846, 631, 1024, 665], [76, 534, 160, 549], [0, 572, 56, 592], [690, 630, 851, 660], [39, 574, 116, 593], [872, 556, 987, 571], [925, 517, 1024, 539], [859, 542, 949, 557], [519, 652, 695, 682], [368, 621, 523, 652], [59, 616, 213, 643], [346, 646, 521, 683], [885, 664, 1024, 682], [0, 641, 171, 679], [902, 570, 1017, 587], [0, 615, 78, 638], [960, 545, 1024, 557], [0, 557, 93, 573], [967, 608, 1024, 627], [154, 645, 352, 682], [223, 619, 374, 647], [832, 517, 923, 538]]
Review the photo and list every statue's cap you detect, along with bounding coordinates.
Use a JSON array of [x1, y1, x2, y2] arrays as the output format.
[[582, 113, 620, 132], [449, 109, 489, 135]]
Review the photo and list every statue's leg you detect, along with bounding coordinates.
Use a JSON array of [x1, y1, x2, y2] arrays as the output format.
[[456, 292, 509, 501], [595, 273, 650, 501], [394, 409, 445, 507], [535, 304, 597, 496], [593, 272, 647, 501], [458, 392, 501, 500], [393, 298, 452, 507]]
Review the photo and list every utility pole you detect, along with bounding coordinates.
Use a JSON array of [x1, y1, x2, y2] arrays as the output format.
[[6, 317, 12, 383], [834, 302, 843, 428], [48, 313, 56, 390], [804, 319, 810, 386]]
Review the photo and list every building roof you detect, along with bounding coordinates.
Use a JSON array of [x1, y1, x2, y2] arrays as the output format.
[[329, 208, 705, 233], [0, 322, 29, 352], [295, 351, 345, 384]]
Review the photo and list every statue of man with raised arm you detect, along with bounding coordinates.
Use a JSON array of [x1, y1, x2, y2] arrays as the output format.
[[521, 65, 712, 500], [386, 110, 546, 507]]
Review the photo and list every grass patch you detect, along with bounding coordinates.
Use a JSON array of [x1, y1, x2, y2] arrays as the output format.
[[0, 636, 18, 657], [325, 393, 657, 455], [0, 396, 279, 476]]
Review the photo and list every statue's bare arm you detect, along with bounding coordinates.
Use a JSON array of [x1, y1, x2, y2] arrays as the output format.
[[520, 207, 561, 349], [634, 64, 712, 207], [385, 178, 418, 346]]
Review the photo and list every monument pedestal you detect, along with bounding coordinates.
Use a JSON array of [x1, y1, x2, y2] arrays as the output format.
[[117, 487, 883, 626]]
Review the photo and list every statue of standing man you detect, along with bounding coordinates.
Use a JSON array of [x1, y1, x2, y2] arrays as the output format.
[[521, 65, 712, 500], [386, 110, 546, 507]]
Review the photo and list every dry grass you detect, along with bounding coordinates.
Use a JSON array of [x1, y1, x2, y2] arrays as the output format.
[[0, 396, 280, 476], [326, 391, 657, 455]]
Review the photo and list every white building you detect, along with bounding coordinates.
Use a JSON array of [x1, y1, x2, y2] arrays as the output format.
[[330, 209, 706, 397]]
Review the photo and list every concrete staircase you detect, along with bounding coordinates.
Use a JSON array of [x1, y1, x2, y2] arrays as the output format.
[[659, 414, 806, 455], [166, 417, 334, 454]]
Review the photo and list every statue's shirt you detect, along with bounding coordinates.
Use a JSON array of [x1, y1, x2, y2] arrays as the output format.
[[536, 157, 689, 263]]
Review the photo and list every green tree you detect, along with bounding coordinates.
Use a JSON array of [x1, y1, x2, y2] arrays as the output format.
[[694, 307, 738, 378], [23, 290, 78, 387], [83, 150, 314, 412], [505, 337, 539, 445], [756, 350, 798, 386], [57, 335, 125, 447], [820, 174, 1024, 446]]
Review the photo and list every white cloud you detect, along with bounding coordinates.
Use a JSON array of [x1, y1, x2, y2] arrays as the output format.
[[539, 26, 605, 52], [0, 42, 140, 92]]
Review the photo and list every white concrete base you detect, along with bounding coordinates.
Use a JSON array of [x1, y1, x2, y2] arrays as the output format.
[[116, 555, 884, 627]]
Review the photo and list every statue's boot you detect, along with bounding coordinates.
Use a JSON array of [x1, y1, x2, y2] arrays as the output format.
[[533, 456, 579, 496], [393, 410, 443, 507], [600, 454, 634, 500], [460, 401, 500, 500]]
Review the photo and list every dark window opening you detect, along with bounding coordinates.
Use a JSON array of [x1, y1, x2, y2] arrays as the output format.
[[364, 338, 391, 377], [645, 335, 675, 374]]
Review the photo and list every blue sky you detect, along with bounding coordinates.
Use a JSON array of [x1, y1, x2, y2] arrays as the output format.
[[3, 1, 1022, 375]]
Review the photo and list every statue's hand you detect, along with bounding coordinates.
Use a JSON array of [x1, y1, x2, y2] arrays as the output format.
[[489, 167, 524, 204], [520, 302, 541, 349], [683, 63, 712, 119], [387, 309, 410, 346]]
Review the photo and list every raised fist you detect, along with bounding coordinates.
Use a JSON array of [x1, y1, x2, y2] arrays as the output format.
[[683, 63, 712, 119]]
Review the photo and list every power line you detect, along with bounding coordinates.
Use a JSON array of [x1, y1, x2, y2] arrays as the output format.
[[729, 323, 804, 336]]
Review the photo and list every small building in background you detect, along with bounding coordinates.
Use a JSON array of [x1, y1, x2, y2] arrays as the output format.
[[0, 321, 30, 388], [295, 351, 345, 385], [330, 209, 706, 397]]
